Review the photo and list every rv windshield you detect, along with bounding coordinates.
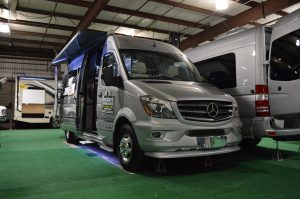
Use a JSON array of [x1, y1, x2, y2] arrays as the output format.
[[270, 28, 300, 81], [120, 49, 205, 82]]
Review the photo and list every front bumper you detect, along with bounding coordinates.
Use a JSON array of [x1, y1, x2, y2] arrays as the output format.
[[133, 118, 242, 158], [145, 146, 240, 158], [0, 116, 7, 122], [253, 117, 300, 137]]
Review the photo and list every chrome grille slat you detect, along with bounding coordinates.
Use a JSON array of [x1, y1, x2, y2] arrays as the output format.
[[177, 100, 233, 122], [177, 104, 207, 107], [179, 110, 207, 114]]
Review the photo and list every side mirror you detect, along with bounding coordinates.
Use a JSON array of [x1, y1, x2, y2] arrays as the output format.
[[115, 75, 123, 88], [102, 66, 123, 88]]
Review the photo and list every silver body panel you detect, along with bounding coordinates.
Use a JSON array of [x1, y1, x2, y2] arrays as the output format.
[[60, 34, 242, 158], [185, 9, 300, 138]]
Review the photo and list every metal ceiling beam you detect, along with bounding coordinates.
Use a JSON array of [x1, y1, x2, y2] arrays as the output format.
[[104, 6, 209, 29], [47, 0, 90, 7], [180, 0, 299, 50], [75, 0, 109, 33], [0, 55, 52, 61], [46, 0, 210, 29], [17, 6, 182, 36], [0, 36, 64, 47], [0, 17, 74, 31], [10, 30, 68, 40], [149, 0, 261, 27], [238, 0, 289, 16], [149, 0, 231, 18], [237, 0, 259, 8], [0, 45, 56, 58]]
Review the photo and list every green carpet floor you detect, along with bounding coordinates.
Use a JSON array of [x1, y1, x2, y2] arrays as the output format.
[[0, 129, 300, 199]]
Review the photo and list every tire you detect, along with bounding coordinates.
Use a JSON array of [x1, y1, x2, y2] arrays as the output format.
[[50, 117, 60, 128], [240, 138, 262, 150], [116, 124, 144, 172], [65, 130, 77, 144]]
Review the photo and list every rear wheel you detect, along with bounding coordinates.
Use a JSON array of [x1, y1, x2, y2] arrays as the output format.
[[240, 138, 261, 150], [117, 124, 144, 171], [65, 131, 77, 144], [50, 117, 60, 128]]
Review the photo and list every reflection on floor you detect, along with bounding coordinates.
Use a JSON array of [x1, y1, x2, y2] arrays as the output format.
[[0, 129, 300, 199]]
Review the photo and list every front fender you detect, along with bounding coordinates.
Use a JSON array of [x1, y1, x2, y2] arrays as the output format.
[[113, 107, 137, 131]]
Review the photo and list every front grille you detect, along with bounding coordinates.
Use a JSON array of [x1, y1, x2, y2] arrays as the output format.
[[177, 100, 233, 122]]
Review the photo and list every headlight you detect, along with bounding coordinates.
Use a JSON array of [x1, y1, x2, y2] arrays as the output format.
[[1, 109, 7, 116], [233, 103, 239, 118], [140, 95, 177, 119]]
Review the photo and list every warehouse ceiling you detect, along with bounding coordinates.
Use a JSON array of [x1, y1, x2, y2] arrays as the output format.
[[0, 0, 300, 58]]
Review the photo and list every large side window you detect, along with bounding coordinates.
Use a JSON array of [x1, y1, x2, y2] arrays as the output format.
[[101, 53, 118, 86], [194, 53, 236, 89], [63, 53, 85, 97], [270, 29, 300, 81]]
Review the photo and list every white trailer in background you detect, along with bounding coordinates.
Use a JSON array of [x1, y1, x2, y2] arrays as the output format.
[[13, 76, 58, 127], [0, 78, 8, 123]]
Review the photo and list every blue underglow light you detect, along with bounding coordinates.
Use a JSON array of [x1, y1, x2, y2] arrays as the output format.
[[79, 144, 120, 167]]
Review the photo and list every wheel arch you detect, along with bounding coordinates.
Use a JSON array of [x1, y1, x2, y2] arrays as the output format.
[[113, 116, 133, 153]]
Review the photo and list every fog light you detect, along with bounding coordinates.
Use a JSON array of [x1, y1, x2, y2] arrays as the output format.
[[151, 132, 161, 139]]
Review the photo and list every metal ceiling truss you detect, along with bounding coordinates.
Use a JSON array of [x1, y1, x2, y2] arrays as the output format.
[[0, 45, 56, 58], [46, 0, 210, 29], [16, 6, 182, 36], [0, 0, 298, 52], [180, 0, 300, 50]]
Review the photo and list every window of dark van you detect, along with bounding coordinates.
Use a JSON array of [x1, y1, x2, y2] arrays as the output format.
[[194, 53, 237, 89], [270, 29, 300, 81]]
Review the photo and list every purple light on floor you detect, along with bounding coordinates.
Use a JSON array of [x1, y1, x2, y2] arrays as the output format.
[[79, 144, 121, 167]]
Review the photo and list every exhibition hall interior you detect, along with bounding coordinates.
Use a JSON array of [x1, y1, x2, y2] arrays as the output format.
[[1, 0, 300, 198]]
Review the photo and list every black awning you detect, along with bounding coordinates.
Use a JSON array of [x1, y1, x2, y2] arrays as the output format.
[[51, 30, 107, 65]]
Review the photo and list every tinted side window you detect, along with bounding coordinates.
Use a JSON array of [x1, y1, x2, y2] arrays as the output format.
[[270, 29, 300, 81], [194, 53, 236, 89], [102, 53, 118, 86]]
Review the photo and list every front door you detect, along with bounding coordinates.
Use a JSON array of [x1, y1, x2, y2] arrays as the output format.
[[97, 52, 122, 143]]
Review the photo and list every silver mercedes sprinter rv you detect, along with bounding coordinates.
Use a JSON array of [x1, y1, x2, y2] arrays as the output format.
[[185, 9, 300, 147], [52, 31, 242, 171]]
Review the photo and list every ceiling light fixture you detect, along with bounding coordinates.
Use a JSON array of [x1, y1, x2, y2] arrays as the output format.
[[127, 29, 136, 37], [216, 0, 229, 10], [0, 8, 10, 19], [0, 22, 10, 33]]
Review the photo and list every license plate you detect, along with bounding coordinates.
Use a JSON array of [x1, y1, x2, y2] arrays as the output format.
[[197, 135, 227, 149]]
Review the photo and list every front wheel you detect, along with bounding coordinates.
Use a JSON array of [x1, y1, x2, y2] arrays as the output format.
[[117, 124, 144, 172], [65, 131, 77, 144]]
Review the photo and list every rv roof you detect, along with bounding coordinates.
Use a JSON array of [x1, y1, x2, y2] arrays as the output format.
[[115, 34, 180, 54], [51, 31, 107, 65], [274, 8, 300, 29]]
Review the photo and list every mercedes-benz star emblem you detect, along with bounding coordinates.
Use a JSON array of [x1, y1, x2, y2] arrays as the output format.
[[207, 103, 218, 118]]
